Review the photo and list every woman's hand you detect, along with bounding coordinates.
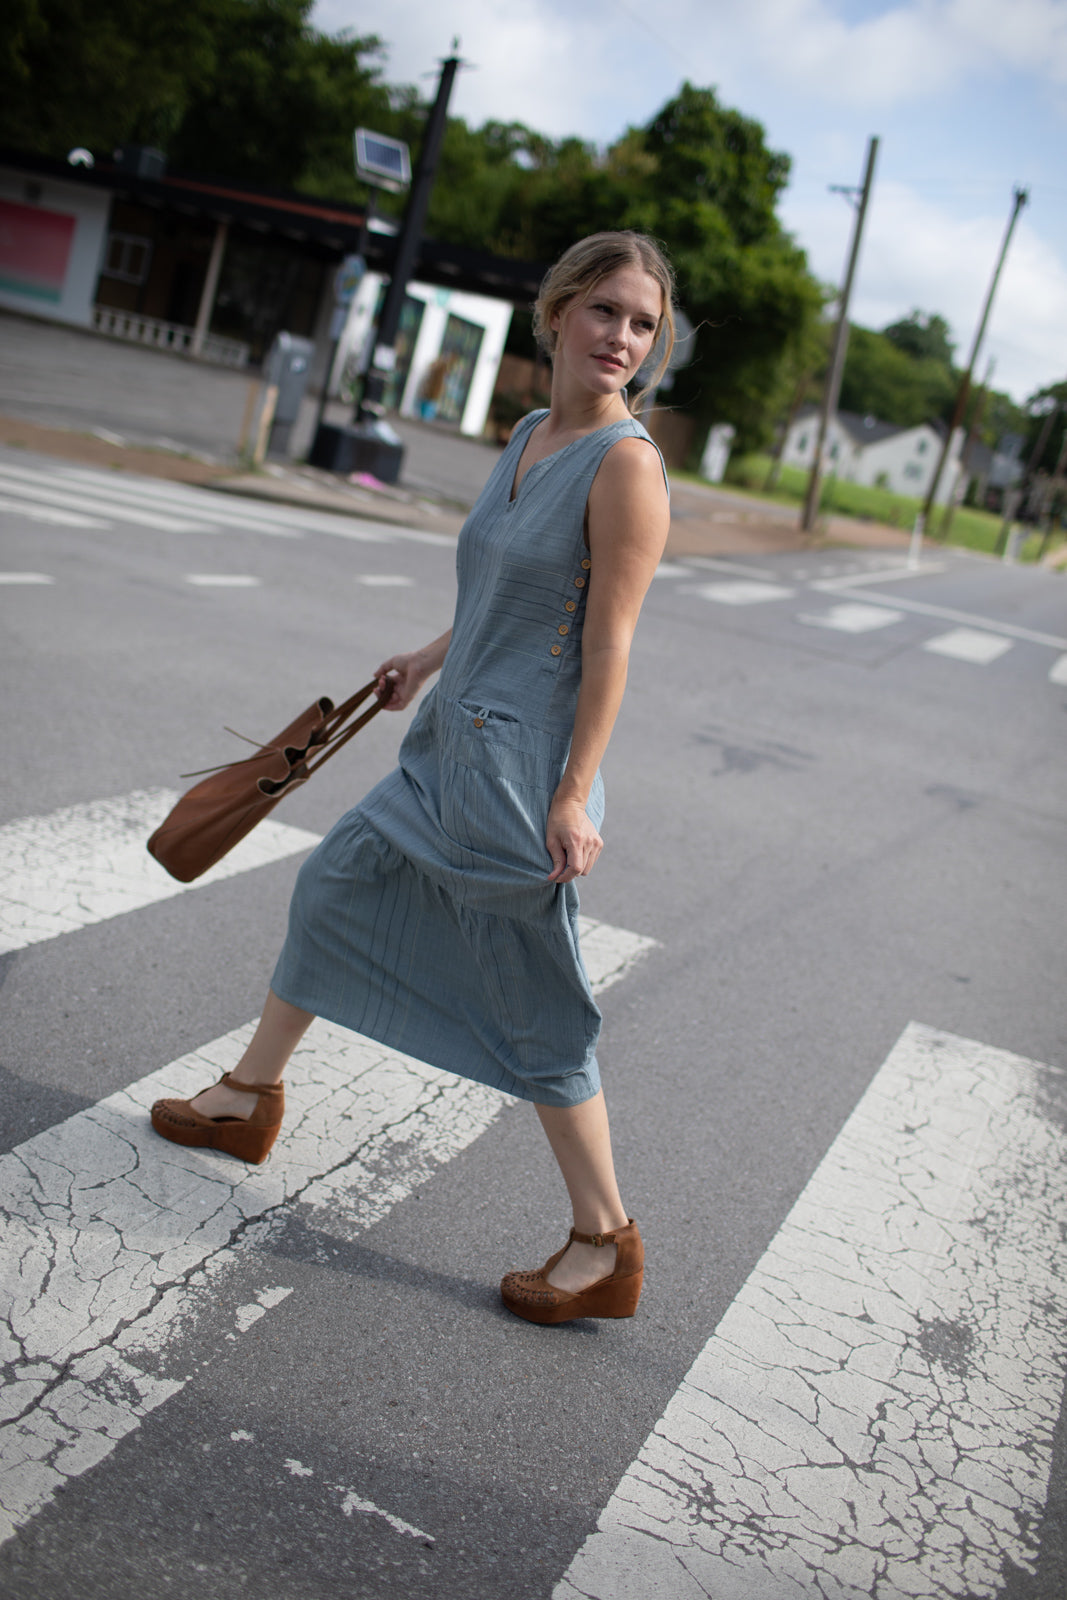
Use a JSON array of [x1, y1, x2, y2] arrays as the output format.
[[374, 631, 451, 710], [546, 793, 603, 883]]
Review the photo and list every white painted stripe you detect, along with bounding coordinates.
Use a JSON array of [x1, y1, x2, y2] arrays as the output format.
[[0, 916, 654, 1544], [356, 574, 413, 587], [0, 572, 54, 585], [556, 1023, 1067, 1600], [0, 789, 320, 954], [36, 465, 306, 540], [923, 627, 1014, 664], [689, 580, 795, 606], [0, 495, 108, 528], [797, 602, 904, 633], [1049, 653, 1067, 685], [812, 563, 945, 589], [686, 557, 779, 578], [813, 582, 1067, 651], [0, 469, 215, 534], [185, 573, 261, 587], [652, 562, 694, 579]]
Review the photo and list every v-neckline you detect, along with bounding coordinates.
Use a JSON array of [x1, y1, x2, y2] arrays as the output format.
[[507, 413, 624, 505]]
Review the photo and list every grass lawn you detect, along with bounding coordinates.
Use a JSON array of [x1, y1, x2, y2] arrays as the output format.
[[710, 454, 1063, 565]]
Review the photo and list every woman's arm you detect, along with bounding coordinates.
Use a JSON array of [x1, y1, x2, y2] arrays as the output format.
[[546, 437, 670, 883], [375, 628, 452, 710]]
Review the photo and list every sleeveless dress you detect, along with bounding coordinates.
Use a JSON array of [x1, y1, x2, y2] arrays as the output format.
[[270, 409, 666, 1107]]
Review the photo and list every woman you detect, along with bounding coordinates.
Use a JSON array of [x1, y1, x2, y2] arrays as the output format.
[[152, 231, 675, 1325]]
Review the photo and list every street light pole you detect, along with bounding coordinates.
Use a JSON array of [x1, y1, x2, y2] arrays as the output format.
[[358, 45, 462, 420], [800, 135, 879, 536]]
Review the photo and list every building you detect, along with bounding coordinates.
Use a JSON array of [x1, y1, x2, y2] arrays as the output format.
[[781, 408, 964, 505], [0, 148, 544, 439]]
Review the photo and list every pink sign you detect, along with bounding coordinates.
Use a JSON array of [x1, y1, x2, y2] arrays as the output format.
[[0, 199, 76, 303]]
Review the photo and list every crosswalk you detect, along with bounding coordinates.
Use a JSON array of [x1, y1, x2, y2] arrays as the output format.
[[3, 456, 1067, 1590], [0, 784, 655, 1547], [2, 460, 1064, 682], [671, 560, 1067, 681]]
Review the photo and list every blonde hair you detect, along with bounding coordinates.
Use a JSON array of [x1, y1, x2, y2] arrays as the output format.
[[533, 231, 677, 414]]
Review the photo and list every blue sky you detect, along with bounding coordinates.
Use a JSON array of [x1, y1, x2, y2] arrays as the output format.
[[313, 0, 1067, 403]]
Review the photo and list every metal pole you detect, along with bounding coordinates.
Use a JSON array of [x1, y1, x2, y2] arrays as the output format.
[[920, 186, 1028, 538], [800, 136, 879, 535], [191, 220, 228, 358], [358, 48, 462, 420]]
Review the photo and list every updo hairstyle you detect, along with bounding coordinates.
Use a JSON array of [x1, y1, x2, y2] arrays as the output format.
[[533, 231, 677, 414]]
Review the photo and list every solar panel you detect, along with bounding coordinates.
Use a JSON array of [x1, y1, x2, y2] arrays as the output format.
[[354, 129, 411, 191]]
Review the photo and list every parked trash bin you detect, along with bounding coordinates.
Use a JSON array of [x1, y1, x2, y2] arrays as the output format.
[[263, 332, 314, 457], [308, 419, 404, 485]]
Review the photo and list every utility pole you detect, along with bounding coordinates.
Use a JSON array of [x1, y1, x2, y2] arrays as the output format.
[[800, 136, 879, 535], [358, 44, 462, 421], [919, 186, 1028, 541]]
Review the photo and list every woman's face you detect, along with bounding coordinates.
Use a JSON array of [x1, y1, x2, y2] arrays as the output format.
[[551, 265, 663, 398]]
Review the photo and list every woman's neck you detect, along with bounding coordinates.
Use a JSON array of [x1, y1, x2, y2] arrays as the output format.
[[542, 380, 631, 441]]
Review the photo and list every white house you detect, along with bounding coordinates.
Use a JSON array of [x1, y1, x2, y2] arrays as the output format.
[[330, 270, 512, 439], [781, 409, 964, 505]]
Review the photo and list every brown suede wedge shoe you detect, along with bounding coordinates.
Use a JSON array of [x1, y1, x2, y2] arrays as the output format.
[[500, 1220, 644, 1325], [150, 1073, 285, 1165]]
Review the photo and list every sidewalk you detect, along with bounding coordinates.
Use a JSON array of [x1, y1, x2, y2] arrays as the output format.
[[0, 310, 910, 556]]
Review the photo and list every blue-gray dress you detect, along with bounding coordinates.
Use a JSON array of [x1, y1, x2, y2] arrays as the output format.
[[271, 409, 665, 1106]]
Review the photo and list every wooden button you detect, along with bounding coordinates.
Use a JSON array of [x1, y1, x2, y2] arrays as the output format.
[[558, 624, 569, 636], [473, 717, 484, 727], [565, 600, 577, 613], [581, 558, 591, 569], [550, 644, 562, 656], [574, 575, 586, 588]]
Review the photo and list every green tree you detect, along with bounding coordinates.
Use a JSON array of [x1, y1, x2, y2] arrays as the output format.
[[883, 310, 954, 367], [0, 0, 220, 153], [838, 324, 957, 427]]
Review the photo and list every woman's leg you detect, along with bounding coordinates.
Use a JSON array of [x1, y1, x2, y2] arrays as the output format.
[[188, 989, 313, 1120], [535, 1090, 630, 1292]]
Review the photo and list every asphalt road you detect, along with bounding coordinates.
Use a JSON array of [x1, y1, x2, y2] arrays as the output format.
[[1, 449, 1066, 1600]]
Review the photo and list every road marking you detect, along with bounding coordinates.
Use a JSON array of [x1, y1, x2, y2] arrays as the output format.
[[185, 573, 261, 587], [0, 467, 215, 534], [797, 602, 904, 634], [0, 495, 108, 529], [556, 1022, 1067, 1600], [0, 915, 654, 1545], [37, 465, 307, 539], [0, 789, 320, 954], [356, 573, 413, 586], [812, 563, 946, 590], [810, 581, 1067, 652], [686, 557, 781, 578], [1049, 653, 1067, 685], [689, 580, 796, 606], [923, 627, 1014, 664], [0, 572, 55, 584]]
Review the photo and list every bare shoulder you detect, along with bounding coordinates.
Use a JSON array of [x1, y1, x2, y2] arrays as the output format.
[[593, 433, 668, 498]]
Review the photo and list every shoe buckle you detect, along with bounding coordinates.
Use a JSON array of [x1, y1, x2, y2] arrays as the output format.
[[590, 1232, 605, 1248]]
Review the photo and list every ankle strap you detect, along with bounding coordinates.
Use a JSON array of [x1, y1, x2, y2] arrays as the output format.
[[570, 1221, 632, 1248]]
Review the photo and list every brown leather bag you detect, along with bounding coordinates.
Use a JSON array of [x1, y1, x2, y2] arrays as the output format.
[[147, 680, 384, 882]]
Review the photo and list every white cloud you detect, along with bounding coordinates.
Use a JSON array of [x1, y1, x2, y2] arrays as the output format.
[[786, 178, 1067, 398]]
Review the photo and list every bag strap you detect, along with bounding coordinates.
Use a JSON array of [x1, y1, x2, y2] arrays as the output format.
[[256, 679, 387, 796], [302, 680, 385, 775]]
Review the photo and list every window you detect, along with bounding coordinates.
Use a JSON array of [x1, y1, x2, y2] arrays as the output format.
[[916, 438, 928, 455], [903, 462, 922, 479], [101, 233, 152, 285]]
